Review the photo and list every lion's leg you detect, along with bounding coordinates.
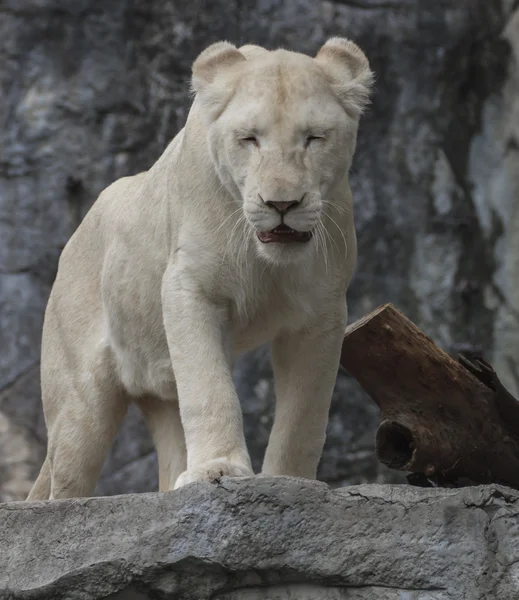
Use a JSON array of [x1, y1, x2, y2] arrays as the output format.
[[262, 311, 347, 478], [136, 396, 187, 491], [162, 279, 253, 488], [27, 456, 51, 501], [47, 386, 128, 499]]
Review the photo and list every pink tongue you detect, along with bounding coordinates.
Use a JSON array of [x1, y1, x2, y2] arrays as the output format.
[[257, 228, 312, 244]]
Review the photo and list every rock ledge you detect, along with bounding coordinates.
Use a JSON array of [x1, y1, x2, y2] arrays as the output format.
[[1, 478, 518, 599]]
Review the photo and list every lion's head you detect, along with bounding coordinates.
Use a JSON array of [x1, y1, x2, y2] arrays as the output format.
[[191, 39, 373, 263]]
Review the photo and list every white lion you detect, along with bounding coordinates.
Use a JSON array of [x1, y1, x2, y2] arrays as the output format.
[[27, 38, 373, 500]]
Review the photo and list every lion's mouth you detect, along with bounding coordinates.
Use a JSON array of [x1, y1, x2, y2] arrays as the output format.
[[257, 224, 313, 244]]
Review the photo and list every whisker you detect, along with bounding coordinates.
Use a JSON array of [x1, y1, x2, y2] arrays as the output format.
[[315, 220, 328, 275], [321, 219, 340, 257], [224, 213, 247, 264], [325, 213, 348, 260], [241, 220, 254, 278], [322, 199, 352, 216], [215, 207, 243, 235]]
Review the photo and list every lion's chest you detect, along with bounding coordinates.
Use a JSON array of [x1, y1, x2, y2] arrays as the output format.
[[107, 262, 322, 399], [233, 276, 319, 352]]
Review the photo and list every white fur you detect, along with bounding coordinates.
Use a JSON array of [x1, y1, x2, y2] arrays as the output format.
[[27, 39, 373, 500]]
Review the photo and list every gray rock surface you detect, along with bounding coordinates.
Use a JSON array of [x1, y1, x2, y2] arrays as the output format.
[[1, 478, 518, 599], [1, 0, 519, 499]]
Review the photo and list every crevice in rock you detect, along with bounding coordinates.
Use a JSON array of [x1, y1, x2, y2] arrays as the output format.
[[332, 0, 411, 9], [0, 361, 39, 397]]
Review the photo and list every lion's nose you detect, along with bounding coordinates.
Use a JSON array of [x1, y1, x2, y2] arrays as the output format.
[[262, 197, 303, 215]]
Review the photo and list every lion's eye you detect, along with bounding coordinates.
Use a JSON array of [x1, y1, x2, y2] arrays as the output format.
[[305, 135, 325, 148], [240, 136, 259, 147]]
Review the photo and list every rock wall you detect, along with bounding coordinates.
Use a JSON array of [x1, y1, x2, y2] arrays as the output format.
[[1, 0, 519, 500], [2, 477, 519, 599]]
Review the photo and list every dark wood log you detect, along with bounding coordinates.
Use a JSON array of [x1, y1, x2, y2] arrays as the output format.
[[340, 303, 519, 489]]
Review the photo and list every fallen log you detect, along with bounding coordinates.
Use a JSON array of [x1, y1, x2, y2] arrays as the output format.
[[340, 303, 519, 489]]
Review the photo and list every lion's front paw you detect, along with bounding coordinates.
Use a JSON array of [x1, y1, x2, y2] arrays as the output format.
[[174, 458, 253, 489]]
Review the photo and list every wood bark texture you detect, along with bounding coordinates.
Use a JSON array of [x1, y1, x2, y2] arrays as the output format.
[[340, 303, 519, 489]]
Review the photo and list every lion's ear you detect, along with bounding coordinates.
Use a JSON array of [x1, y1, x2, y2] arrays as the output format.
[[191, 41, 246, 120], [238, 44, 268, 60], [315, 37, 374, 117]]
